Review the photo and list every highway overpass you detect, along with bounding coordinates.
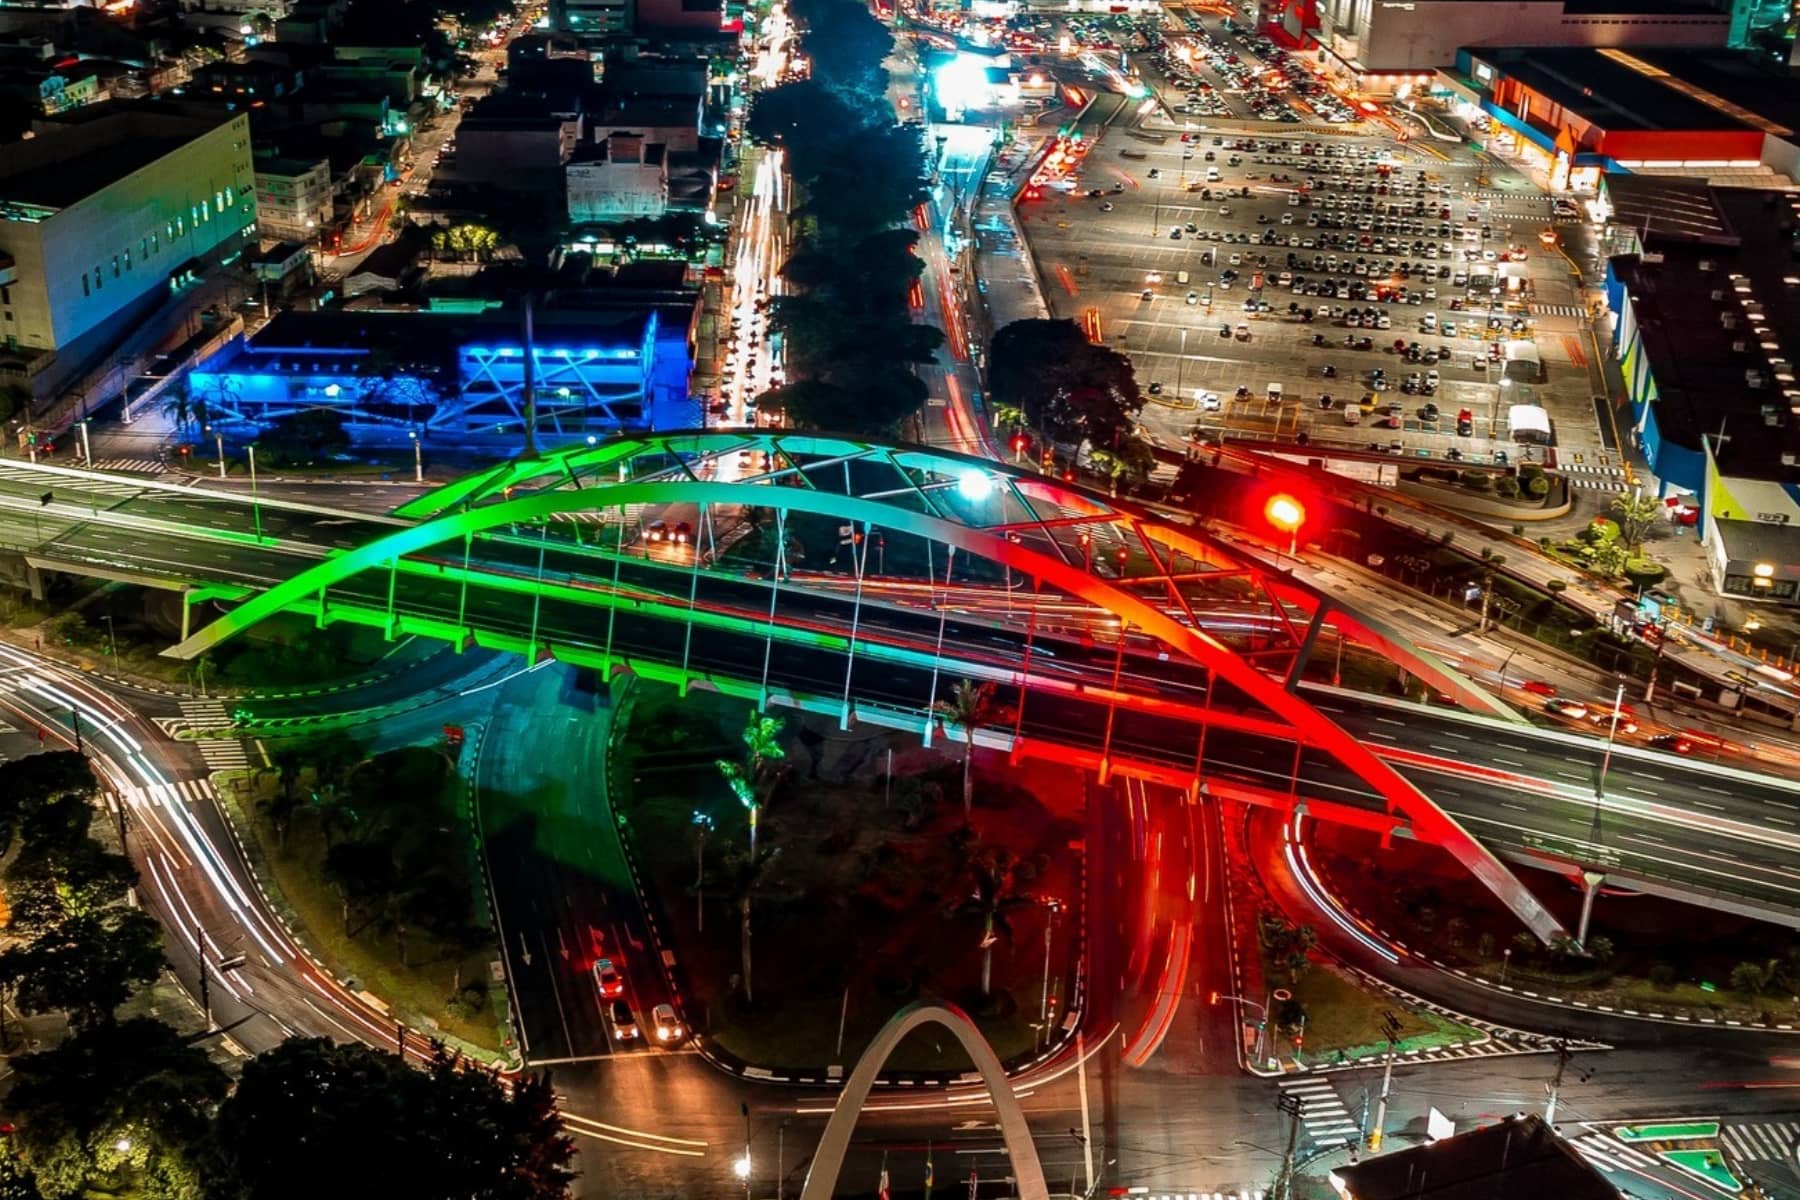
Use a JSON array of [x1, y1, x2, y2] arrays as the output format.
[[1, 435, 1796, 932]]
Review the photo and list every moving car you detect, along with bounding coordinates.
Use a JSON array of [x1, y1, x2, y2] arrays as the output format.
[[606, 1000, 640, 1042], [651, 1003, 685, 1044], [1544, 697, 1589, 720], [593, 957, 624, 1000]]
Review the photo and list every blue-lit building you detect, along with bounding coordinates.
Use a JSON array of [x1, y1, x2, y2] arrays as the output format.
[[187, 305, 699, 446]]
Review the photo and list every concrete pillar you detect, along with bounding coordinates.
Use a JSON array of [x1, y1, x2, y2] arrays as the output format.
[[1576, 870, 1605, 947], [25, 564, 44, 603]]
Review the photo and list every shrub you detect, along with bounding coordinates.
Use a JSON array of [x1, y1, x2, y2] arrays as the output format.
[[1526, 474, 1551, 498], [1547, 579, 1568, 595], [1584, 517, 1621, 544], [1647, 962, 1677, 989], [1495, 475, 1521, 498], [1463, 470, 1493, 491], [1623, 557, 1667, 588]]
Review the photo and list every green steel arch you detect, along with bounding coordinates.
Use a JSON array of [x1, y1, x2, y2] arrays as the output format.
[[165, 431, 1561, 939]]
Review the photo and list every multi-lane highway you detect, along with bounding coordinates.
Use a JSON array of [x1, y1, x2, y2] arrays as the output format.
[[3, 451, 1798, 929]]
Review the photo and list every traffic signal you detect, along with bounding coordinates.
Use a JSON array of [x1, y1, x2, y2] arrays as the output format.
[[443, 723, 465, 749]]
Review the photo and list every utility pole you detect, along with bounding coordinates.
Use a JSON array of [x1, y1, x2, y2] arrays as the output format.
[[195, 923, 211, 1030], [70, 706, 83, 754], [1544, 1039, 1573, 1127], [1595, 681, 1626, 798], [1368, 1010, 1403, 1153], [1271, 1092, 1304, 1200]]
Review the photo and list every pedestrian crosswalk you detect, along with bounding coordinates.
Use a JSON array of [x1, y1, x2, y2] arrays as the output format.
[[1124, 1192, 1264, 1200], [1568, 1133, 1658, 1175], [1529, 303, 1586, 319], [1559, 460, 1629, 491], [89, 457, 169, 475], [119, 776, 219, 810], [176, 699, 251, 771], [1721, 1120, 1799, 1164], [1277, 1077, 1361, 1148]]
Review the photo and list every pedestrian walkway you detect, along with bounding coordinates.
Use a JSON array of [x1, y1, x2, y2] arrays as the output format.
[[1721, 1120, 1800, 1165], [1125, 1191, 1265, 1200], [1557, 460, 1629, 491], [89, 457, 169, 475], [173, 698, 252, 771], [1276, 1077, 1361, 1147], [1568, 1133, 1659, 1175], [119, 776, 218, 809], [1529, 304, 1585, 319]]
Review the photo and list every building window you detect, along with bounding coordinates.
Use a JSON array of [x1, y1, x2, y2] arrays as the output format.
[[112, 256, 120, 278], [94, 267, 103, 290], [1, 287, 8, 305], [124, 248, 131, 270], [81, 274, 89, 297]]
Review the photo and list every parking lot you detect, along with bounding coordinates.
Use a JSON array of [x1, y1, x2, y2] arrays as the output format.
[[1019, 95, 1620, 479]]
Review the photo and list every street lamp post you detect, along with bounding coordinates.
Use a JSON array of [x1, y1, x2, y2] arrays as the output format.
[[211, 427, 226, 480], [1176, 326, 1188, 407], [1210, 991, 1269, 1064], [102, 613, 116, 666], [1594, 681, 1626, 798], [1265, 493, 1304, 564], [78, 419, 92, 468], [1496, 644, 1519, 692], [410, 429, 423, 483], [737, 1103, 752, 1200], [247, 444, 264, 543], [1037, 898, 1061, 1048], [1368, 1010, 1403, 1153]]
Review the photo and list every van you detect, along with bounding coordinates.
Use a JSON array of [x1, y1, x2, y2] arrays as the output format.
[[1342, 404, 1362, 425], [1267, 382, 1283, 403], [1206, 167, 1221, 182], [1176, 270, 1190, 285]]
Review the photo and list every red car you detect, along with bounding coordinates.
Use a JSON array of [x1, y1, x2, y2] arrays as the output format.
[[593, 957, 624, 1000]]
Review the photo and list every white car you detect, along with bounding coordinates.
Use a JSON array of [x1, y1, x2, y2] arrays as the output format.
[[651, 1003, 685, 1043], [1197, 391, 1222, 411]]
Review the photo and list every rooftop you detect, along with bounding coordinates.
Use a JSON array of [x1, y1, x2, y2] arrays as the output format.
[[1469, 46, 1800, 136], [1611, 187, 1800, 479], [0, 103, 236, 211], [1331, 1115, 1617, 1200]]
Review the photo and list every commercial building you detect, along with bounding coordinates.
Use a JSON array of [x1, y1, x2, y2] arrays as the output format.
[[1285, 0, 1730, 89], [185, 303, 698, 446], [1331, 1114, 1619, 1200], [567, 135, 670, 221], [0, 103, 256, 400], [1438, 45, 1800, 189], [1604, 181, 1800, 602], [253, 156, 332, 241]]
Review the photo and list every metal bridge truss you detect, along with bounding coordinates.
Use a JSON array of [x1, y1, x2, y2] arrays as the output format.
[[166, 431, 1562, 939]]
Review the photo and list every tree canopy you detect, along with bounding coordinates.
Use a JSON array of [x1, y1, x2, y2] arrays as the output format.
[[988, 319, 1144, 449], [213, 1039, 576, 1200]]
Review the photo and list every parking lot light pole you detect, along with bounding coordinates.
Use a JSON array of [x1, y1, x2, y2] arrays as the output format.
[[1176, 327, 1188, 403]]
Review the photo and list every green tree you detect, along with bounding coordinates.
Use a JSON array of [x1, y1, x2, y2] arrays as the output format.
[[213, 1038, 576, 1200], [0, 909, 165, 1030], [1583, 934, 1615, 963], [5, 1017, 226, 1198], [958, 844, 1033, 997], [1610, 490, 1662, 553], [932, 679, 997, 821], [988, 319, 1143, 449], [1730, 960, 1770, 995], [711, 844, 780, 1005], [714, 711, 787, 859], [1257, 911, 1318, 983]]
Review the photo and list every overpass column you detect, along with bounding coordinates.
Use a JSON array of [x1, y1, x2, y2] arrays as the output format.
[[25, 564, 44, 603], [1576, 870, 1605, 947], [1284, 608, 1329, 690]]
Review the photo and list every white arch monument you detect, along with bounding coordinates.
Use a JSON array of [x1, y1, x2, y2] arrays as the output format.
[[797, 1001, 1051, 1200]]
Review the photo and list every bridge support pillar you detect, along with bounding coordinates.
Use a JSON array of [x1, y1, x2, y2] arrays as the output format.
[[1285, 607, 1328, 690], [1576, 870, 1605, 947], [25, 564, 43, 603]]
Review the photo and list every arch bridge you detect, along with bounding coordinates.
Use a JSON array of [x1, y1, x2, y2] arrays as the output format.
[[162, 430, 1562, 940]]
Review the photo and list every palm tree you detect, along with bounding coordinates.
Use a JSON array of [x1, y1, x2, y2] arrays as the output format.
[[933, 679, 996, 821], [715, 711, 786, 858], [959, 845, 1032, 996], [714, 844, 779, 1004]]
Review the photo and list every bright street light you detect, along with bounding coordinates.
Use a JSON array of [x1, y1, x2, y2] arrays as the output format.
[[956, 469, 994, 501], [733, 1154, 752, 1180], [1264, 493, 1305, 558]]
